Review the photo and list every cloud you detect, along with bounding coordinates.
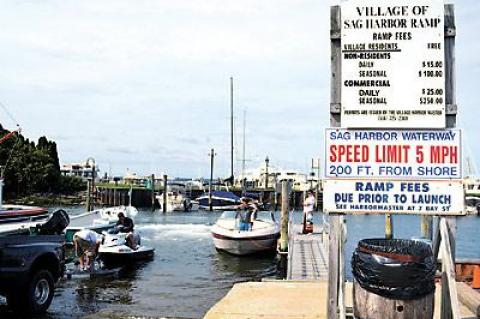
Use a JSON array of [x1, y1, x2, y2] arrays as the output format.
[[0, 0, 478, 177]]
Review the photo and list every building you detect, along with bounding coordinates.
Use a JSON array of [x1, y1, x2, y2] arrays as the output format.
[[60, 163, 99, 181], [235, 166, 318, 191]]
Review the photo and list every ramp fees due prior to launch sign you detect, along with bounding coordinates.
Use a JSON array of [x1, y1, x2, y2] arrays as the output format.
[[323, 180, 464, 215], [341, 0, 445, 128], [325, 129, 461, 179]]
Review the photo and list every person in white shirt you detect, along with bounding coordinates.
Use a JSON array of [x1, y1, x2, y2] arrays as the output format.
[[73, 229, 102, 271], [302, 191, 315, 233]]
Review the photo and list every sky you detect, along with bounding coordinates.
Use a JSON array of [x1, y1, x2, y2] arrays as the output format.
[[0, 0, 478, 179]]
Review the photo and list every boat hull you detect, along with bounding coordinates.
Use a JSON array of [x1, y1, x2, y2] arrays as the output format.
[[212, 232, 279, 255], [99, 247, 155, 265]]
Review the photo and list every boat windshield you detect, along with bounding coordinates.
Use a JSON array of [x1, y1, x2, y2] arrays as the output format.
[[254, 211, 275, 222], [219, 211, 239, 220]]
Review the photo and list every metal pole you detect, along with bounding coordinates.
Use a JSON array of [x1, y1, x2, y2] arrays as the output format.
[[209, 149, 215, 212], [230, 77, 234, 182], [163, 175, 168, 214], [279, 181, 289, 252]]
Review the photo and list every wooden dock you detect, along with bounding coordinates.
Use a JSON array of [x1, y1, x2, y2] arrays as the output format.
[[287, 224, 329, 281]]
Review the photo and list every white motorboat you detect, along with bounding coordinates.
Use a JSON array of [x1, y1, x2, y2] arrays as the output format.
[[156, 186, 192, 212], [98, 229, 154, 265], [65, 206, 138, 244], [211, 211, 280, 255]]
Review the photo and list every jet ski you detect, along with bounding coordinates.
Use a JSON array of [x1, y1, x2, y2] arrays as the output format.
[[98, 229, 154, 265]]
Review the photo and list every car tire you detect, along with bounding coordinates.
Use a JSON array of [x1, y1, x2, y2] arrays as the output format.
[[7, 269, 55, 315]]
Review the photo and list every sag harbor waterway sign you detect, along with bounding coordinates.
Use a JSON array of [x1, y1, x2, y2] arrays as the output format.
[[341, 0, 445, 128], [325, 128, 461, 180]]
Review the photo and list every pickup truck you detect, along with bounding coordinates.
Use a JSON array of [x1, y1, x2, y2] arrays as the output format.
[[0, 210, 69, 315]]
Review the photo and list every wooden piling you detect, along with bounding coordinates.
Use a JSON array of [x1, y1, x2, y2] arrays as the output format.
[[151, 174, 155, 211], [279, 181, 289, 252], [85, 180, 91, 211], [385, 214, 393, 239], [421, 215, 433, 240], [163, 174, 168, 213]]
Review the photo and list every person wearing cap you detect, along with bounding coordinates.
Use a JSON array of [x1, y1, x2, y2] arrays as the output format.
[[73, 229, 102, 271], [302, 190, 316, 234]]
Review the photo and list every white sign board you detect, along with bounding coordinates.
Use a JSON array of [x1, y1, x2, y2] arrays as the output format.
[[341, 0, 445, 128], [323, 179, 464, 215], [325, 128, 461, 179]]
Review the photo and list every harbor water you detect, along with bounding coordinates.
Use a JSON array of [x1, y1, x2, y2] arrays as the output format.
[[1, 207, 479, 319]]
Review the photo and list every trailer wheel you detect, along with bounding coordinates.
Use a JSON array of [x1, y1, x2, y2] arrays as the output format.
[[7, 269, 55, 315]]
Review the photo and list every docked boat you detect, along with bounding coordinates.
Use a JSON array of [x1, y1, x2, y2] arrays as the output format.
[[65, 205, 138, 244], [197, 191, 241, 211], [211, 211, 280, 255], [98, 229, 154, 266], [0, 205, 49, 224], [155, 186, 193, 212]]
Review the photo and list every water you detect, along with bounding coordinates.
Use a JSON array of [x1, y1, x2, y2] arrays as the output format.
[[1, 208, 479, 318]]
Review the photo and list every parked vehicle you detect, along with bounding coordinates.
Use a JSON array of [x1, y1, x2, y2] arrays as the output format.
[[0, 210, 69, 315]]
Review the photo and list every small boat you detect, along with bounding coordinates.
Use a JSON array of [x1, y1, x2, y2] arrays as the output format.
[[65, 206, 138, 244], [98, 230, 154, 265], [197, 191, 241, 211], [211, 210, 280, 255], [0, 205, 49, 224], [156, 186, 193, 212]]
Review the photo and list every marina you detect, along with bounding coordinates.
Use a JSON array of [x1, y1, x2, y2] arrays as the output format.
[[0, 0, 479, 318], [1, 209, 478, 318]]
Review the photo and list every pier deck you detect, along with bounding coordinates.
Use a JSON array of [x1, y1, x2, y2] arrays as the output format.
[[203, 281, 475, 319], [287, 223, 329, 281]]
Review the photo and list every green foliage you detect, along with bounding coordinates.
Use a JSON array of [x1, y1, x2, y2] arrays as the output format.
[[57, 175, 86, 194], [0, 124, 76, 197]]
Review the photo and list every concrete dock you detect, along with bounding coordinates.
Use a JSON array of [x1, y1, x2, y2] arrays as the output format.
[[203, 281, 476, 319]]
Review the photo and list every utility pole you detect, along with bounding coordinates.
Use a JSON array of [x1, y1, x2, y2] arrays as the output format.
[[311, 158, 321, 211], [209, 149, 216, 212]]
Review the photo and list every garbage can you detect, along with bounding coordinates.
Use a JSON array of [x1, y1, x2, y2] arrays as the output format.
[[352, 239, 436, 319]]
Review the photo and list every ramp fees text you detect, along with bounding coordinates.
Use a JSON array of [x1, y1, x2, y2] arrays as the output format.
[[323, 180, 464, 215], [325, 129, 462, 179]]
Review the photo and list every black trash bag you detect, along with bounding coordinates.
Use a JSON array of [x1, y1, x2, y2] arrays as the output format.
[[352, 238, 436, 300], [38, 209, 70, 235]]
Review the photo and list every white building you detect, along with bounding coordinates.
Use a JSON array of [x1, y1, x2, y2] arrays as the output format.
[[60, 163, 99, 180]]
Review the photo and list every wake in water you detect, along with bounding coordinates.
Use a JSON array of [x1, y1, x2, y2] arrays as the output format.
[[136, 223, 212, 241]]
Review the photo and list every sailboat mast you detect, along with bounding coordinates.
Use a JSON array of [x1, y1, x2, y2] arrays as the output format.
[[242, 109, 246, 180], [230, 77, 234, 181]]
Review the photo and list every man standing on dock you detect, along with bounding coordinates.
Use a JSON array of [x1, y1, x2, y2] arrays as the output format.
[[302, 191, 315, 234]]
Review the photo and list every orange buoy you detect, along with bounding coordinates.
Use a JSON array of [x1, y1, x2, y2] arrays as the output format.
[[472, 265, 480, 289]]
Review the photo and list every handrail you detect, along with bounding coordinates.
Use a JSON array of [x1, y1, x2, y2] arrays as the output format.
[[440, 218, 461, 319]]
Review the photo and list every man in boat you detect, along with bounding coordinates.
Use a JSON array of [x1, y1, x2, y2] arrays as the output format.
[[116, 212, 139, 249], [302, 191, 315, 234], [245, 198, 259, 231], [73, 229, 102, 271]]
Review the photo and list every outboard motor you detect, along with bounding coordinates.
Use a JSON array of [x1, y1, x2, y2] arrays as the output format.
[[38, 209, 70, 235]]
